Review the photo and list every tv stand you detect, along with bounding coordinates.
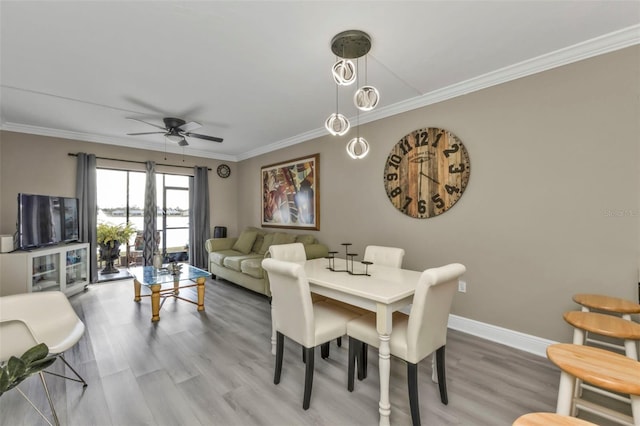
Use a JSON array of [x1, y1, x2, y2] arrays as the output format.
[[0, 242, 90, 297]]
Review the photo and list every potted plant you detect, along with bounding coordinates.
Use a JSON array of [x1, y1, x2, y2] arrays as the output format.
[[96, 222, 136, 274]]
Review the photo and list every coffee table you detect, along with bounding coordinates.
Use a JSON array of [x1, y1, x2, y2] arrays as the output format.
[[130, 264, 210, 322]]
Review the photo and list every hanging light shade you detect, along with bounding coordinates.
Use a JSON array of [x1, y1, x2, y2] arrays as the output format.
[[325, 113, 350, 136], [332, 59, 356, 86], [346, 136, 370, 159], [354, 85, 380, 111]]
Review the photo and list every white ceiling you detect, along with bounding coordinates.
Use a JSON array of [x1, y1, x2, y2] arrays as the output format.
[[1, 1, 639, 162]]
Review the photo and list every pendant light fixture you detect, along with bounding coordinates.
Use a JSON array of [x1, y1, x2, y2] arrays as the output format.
[[324, 29, 379, 158]]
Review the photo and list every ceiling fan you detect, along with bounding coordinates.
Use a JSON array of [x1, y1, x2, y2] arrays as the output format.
[[126, 117, 223, 146]]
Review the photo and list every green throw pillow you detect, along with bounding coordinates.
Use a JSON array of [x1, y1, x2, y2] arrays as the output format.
[[295, 234, 315, 245], [251, 233, 265, 253], [257, 233, 274, 255], [232, 231, 257, 254], [272, 233, 296, 245]]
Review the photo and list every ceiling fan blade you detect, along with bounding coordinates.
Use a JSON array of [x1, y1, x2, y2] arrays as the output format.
[[178, 139, 189, 147], [126, 117, 167, 131], [178, 121, 201, 133], [185, 132, 223, 143], [127, 131, 165, 136]]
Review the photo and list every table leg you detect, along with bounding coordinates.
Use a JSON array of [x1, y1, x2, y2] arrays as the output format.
[[150, 283, 161, 322], [376, 304, 392, 426], [196, 277, 205, 311], [134, 279, 141, 302]]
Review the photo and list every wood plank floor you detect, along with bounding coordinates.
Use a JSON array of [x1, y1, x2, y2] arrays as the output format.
[[0, 277, 628, 425]]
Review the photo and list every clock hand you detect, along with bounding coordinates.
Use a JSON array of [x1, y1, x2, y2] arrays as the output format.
[[420, 171, 440, 184]]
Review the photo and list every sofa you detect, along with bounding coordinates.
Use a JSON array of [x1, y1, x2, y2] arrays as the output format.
[[205, 227, 329, 297]]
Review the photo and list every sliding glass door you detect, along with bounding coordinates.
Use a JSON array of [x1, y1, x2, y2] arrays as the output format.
[[97, 169, 190, 267]]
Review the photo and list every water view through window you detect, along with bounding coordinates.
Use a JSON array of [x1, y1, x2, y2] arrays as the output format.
[[97, 169, 190, 265]]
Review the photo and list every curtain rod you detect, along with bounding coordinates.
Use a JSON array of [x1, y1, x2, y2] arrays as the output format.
[[67, 153, 211, 171]]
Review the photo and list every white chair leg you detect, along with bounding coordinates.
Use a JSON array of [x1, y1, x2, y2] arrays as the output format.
[[556, 371, 576, 416], [631, 395, 640, 426]]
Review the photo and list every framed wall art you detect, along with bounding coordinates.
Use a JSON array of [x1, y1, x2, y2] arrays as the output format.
[[261, 154, 319, 230]]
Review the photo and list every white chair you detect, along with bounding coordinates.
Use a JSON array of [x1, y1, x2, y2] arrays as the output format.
[[262, 258, 360, 410], [346, 263, 466, 426], [267, 242, 307, 262], [0, 291, 87, 426], [363, 245, 405, 268], [345, 245, 405, 375]]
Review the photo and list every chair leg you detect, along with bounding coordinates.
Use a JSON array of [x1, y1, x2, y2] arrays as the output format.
[[274, 332, 284, 384], [337, 336, 342, 347], [44, 354, 88, 387], [407, 363, 420, 426], [321, 342, 330, 359], [435, 345, 448, 405], [303, 346, 315, 410], [348, 337, 358, 391], [39, 371, 60, 426], [359, 342, 368, 380]]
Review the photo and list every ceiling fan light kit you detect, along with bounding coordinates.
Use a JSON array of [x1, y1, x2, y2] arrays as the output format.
[[325, 29, 379, 159]]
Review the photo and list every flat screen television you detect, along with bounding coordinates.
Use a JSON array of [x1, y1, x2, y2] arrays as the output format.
[[15, 193, 80, 250]]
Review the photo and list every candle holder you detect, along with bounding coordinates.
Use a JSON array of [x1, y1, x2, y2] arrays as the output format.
[[325, 243, 371, 276]]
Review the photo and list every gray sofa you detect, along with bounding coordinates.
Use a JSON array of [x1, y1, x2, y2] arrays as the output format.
[[205, 227, 329, 297]]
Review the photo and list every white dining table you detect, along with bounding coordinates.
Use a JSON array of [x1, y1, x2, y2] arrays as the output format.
[[269, 257, 422, 426]]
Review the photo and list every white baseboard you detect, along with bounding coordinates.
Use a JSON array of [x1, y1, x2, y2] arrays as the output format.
[[447, 314, 557, 358]]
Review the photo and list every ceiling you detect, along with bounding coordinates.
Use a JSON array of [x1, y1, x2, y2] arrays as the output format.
[[1, 1, 639, 162]]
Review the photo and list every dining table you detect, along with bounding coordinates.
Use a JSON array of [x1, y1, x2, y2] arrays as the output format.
[[269, 257, 422, 426]]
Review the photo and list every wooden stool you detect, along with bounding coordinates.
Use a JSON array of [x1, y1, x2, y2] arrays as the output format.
[[573, 294, 640, 319], [564, 311, 640, 359], [513, 412, 597, 426], [547, 343, 640, 426]]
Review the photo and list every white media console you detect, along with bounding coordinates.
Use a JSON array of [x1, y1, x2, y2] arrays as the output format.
[[0, 242, 89, 297]]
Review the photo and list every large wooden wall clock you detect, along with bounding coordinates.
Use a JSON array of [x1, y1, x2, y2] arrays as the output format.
[[383, 127, 470, 218]]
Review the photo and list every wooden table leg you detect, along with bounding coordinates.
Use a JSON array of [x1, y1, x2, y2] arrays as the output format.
[[196, 277, 205, 311], [134, 279, 141, 302], [150, 283, 161, 322], [376, 303, 392, 426]]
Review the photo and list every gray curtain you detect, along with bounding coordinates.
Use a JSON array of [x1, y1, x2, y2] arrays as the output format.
[[75, 153, 98, 283], [143, 161, 157, 266], [189, 166, 211, 269]]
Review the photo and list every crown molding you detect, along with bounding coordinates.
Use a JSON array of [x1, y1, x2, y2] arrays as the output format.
[[0, 122, 238, 162]]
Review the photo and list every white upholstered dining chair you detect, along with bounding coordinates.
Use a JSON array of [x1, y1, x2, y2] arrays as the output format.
[[262, 258, 360, 410], [363, 245, 405, 268], [346, 263, 466, 426], [0, 291, 87, 425]]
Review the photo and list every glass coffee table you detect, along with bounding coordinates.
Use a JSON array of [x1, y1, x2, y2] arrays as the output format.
[[129, 264, 211, 322]]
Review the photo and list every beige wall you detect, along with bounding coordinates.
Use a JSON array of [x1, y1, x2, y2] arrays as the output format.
[[0, 132, 239, 237], [1, 46, 638, 342], [238, 46, 640, 342]]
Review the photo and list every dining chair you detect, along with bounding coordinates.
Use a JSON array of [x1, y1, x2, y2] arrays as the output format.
[[268, 242, 325, 304], [262, 258, 360, 410], [0, 291, 88, 425], [335, 245, 406, 376], [346, 263, 466, 426], [363, 245, 405, 268]]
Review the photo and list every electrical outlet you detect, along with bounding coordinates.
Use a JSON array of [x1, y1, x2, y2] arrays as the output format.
[[458, 280, 467, 293]]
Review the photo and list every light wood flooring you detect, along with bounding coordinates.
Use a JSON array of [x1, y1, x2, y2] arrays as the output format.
[[0, 276, 628, 425]]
